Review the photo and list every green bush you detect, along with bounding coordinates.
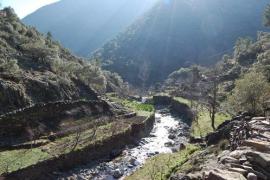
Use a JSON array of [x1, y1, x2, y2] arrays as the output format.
[[0, 58, 20, 74], [228, 71, 270, 115]]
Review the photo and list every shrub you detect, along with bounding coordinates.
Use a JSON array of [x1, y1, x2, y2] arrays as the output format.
[[0, 58, 20, 74], [228, 71, 270, 115]]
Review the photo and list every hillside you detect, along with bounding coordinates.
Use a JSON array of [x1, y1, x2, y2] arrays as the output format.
[[0, 8, 121, 114], [22, 0, 158, 56], [94, 0, 269, 86]]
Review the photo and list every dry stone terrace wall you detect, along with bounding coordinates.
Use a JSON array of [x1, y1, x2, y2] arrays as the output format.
[[0, 75, 99, 114], [153, 95, 194, 124], [3, 115, 155, 180], [0, 100, 113, 141]]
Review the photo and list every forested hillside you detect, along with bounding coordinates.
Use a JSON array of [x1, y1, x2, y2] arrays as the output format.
[[0, 8, 124, 113], [23, 0, 158, 56], [94, 0, 269, 86]]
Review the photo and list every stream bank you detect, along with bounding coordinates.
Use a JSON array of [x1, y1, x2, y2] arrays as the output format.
[[57, 106, 191, 180]]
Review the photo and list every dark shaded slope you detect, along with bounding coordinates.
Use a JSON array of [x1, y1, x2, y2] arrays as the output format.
[[94, 0, 268, 86], [23, 0, 158, 56]]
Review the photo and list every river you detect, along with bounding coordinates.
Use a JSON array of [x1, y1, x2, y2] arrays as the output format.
[[58, 108, 189, 180]]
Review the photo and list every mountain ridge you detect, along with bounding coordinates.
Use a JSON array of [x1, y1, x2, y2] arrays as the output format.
[[23, 0, 159, 56], [93, 0, 269, 86]]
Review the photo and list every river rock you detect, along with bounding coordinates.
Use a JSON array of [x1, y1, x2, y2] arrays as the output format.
[[149, 133, 157, 137], [112, 169, 123, 179], [172, 147, 178, 153], [169, 134, 176, 139], [129, 157, 137, 166], [110, 149, 122, 158], [147, 152, 156, 156], [179, 143, 186, 150], [165, 141, 174, 147], [178, 132, 184, 136], [127, 164, 134, 168]]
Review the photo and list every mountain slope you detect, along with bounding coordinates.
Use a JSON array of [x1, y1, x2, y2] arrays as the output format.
[[22, 0, 158, 56], [93, 0, 269, 86], [0, 8, 116, 114]]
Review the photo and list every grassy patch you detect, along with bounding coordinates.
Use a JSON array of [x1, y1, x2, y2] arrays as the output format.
[[121, 99, 154, 112], [0, 148, 51, 174], [174, 97, 231, 137], [46, 120, 131, 155], [174, 97, 192, 106], [191, 110, 231, 137], [106, 93, 154, 116], [126, 145, 200, 180], [0, 121, 132, 175]]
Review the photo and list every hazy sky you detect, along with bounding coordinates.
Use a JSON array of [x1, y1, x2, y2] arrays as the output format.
[[1, 0, 60, 18]]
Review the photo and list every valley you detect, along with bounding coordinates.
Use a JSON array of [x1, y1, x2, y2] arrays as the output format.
[[0, 1, 270, 180]]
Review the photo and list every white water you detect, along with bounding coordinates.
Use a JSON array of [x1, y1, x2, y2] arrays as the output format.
[[127, 112, 180, 164], [58, 109, 189, 180]]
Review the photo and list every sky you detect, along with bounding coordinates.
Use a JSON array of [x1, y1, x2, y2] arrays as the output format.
[[1, 0, 60, 18]]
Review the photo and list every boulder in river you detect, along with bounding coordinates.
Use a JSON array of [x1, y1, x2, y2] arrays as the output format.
[[165, 141, 174, 147], [112, 169, 123, 179], [128, 157, 137, 166], [169, 134, 176, 140], [110, 149, 122, 159]]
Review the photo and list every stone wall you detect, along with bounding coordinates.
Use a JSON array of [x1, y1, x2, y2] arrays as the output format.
[[170, 99, 194, 125], [0, 100, 112, 141], [153, 95, 194, 124], [153, 95, 172, 105]]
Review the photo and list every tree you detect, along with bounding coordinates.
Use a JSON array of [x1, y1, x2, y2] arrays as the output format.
[[46, 31, 53, 44], [233, 37, 252, 58], [204, 69, 220, 130], [47, 31, 52, 39], [228, 71, 270, 115], [264, 4, 270, 27]]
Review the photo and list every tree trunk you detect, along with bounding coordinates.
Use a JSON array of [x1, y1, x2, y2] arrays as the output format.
[[211, 107, 216, 130]]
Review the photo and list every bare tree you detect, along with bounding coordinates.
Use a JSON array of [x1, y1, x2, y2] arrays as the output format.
[[205, 69, 220, 130], [71, 129, 82, 152]]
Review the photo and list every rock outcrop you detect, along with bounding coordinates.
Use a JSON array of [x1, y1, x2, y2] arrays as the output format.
[[173, 115, 270, 180]]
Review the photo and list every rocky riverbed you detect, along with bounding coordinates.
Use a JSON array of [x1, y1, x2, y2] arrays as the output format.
[[57, 108, 190, 180]]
